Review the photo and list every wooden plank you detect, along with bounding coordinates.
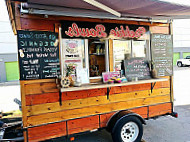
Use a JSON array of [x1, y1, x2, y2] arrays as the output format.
[[26, 92, 60, 106], [109, 39, 114, 71], [20, 18, 58, 31], [28, 121, 66, 142], [100, 112, 115, 128], [67, 115, 99, 135], [20, 81, 27, 127], [55, 23, 60, 33], [25, 88, 106, 106], [149, 103, 172, 117], [26, 88, 170, 116], [20, 79, 56, 85], [131, 107, 148, 118], [25, 80, 169, 106], [150, 26, 169, 34], [20, 81, 27, 142], [60, 78, 168, 92], [15, 3, 21, 31], [170, 76, 174, 103], [25, 82, 59, 95], [110, 83, 150, 94], [18, 13, 169, 27], [26, 94, 171, 126], [100, 107, 148, 128]]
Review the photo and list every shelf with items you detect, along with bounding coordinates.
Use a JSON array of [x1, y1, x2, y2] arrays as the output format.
[[89, 53, 105, 56]]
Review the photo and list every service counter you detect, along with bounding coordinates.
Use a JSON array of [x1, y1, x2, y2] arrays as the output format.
[[60, 78, 168, 92]]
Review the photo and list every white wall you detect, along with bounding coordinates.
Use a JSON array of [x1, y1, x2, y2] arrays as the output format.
[[0, 0, 17, 54], [173, 19, 190, 48]]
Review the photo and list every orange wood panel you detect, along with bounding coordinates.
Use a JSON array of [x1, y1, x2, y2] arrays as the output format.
[[20, 18, 58, 31], [110, 83, 151, 94], [24, 80, 169, 106], [88, 88, 107, 97], [25, 92, 60, 106], [154, 80, 170, 89], [100, 112, 115, 128], [149, 102, 172, 117], [26, 94, 170, 126], [109, 39, 114, 71], [67, 115, 99, 135], [28, 121, 66, 142], [19, 12, 168, 27], [100, 107, 148, 128], [62, 91, 88, 101], [130, 107, 148, 118], [63, 88, 106, 101], [25, 82, 59, 95], [150, 26, 169, 34]]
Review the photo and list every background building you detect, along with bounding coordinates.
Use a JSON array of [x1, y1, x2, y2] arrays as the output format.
[[0, 0, 18, 83], [173, 19, 190, 66]]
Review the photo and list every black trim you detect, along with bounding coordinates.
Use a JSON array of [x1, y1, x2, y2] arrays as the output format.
[[107, 87, 111, 100], [151, 82, 156, 93], [59, 91, 62, 106]]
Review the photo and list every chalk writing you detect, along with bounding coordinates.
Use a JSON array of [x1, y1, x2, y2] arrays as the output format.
[[124, 58, 151, 80], [151, 34, 173, 76], [17, 30, 60, 80]]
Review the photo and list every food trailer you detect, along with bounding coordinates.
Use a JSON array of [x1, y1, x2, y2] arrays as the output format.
[[7, 0, 190, 141]]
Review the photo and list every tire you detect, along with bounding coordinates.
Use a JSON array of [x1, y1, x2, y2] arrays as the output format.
[[112, 116, 143, 142], [177, 62, 183, 67]]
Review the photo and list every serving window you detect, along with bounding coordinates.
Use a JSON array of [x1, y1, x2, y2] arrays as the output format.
[[113, 39, 149, 72], [62, 38, 109, 83], [60, 21, 151, 84]]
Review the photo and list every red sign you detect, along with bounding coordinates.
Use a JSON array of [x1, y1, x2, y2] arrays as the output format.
[[62, 21, 147, 39]]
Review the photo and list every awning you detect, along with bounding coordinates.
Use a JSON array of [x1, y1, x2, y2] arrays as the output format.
[[21, 0, 190, 21]]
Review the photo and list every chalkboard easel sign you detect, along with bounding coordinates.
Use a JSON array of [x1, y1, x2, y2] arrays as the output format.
[[124, 58, 151, 80], [151, 34, 173, 76], [17, 30, 60, 80]]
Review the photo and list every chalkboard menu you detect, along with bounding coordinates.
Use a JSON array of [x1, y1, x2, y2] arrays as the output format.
[[151, 34, 173, 76], [17, 30, 60, 80], [124, 58, 151, 80]]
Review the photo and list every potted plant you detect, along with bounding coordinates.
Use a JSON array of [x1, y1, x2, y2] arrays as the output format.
[[65, 63, 76, 86]]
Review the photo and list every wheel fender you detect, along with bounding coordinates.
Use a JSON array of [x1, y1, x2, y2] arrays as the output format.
[[106, 110, 146, 133]]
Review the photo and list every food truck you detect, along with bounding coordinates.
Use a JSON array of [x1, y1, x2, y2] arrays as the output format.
[[6, 0, 190, 141]]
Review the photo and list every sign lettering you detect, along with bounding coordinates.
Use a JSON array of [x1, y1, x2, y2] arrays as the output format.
[[62, 21, 147, 39]]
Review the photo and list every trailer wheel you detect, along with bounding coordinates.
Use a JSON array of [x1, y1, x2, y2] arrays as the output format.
[[112, 116, 143, 142]]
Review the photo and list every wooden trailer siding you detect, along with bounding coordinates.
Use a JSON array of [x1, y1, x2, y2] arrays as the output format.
[[20, 18, 58, 32], [27, 121, 67, 142], [67, 115, 99, 135], [100, 107, 148, 128], [26, 94, 171, 126], [149, 102, 172, 117], [26, 88, 170, 116], [26, 102, 172, 142], [20, 78, 171, 127]]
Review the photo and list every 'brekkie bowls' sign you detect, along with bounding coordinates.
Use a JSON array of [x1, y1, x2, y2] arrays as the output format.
[[61, 21, 148, 39]]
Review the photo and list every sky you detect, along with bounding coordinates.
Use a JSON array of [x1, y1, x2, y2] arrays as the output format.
[[0, 0, 9, 22]]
